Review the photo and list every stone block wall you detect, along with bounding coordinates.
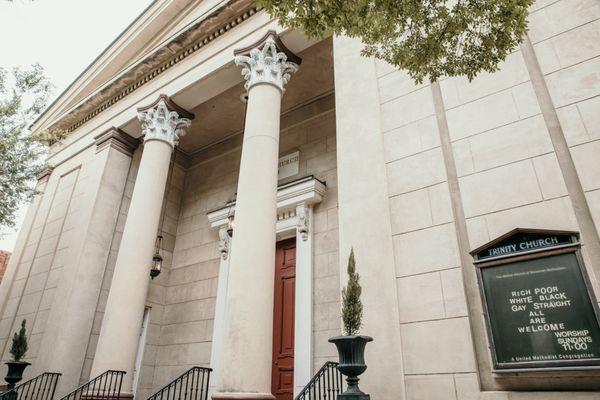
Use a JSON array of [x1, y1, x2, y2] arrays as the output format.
[[0, 147, 96, 379], [379, 63, 478, 398], [376, 0, 600, 398], [529, 0, 600, 268], [143, 153, 223, 395]]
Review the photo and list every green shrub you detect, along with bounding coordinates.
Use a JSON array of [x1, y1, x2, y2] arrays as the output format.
[[341, 249, 363, 336], [10, 319, 28, 362]]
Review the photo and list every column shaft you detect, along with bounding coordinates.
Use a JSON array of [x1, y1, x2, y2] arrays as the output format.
[[212, 31, 299, 400], [91, 140, 171, 391], [92, 96, 191, 393], [215, 84, 281, 397]]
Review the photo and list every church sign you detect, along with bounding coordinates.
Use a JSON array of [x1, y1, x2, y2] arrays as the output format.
[[471, 228, 600, 371], [278, 151, 300, 180]]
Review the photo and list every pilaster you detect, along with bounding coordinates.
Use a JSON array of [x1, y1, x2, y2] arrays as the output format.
[[35, 135, 135, 395], [333, 35, 405, 399], [94, 127, 140, 156]]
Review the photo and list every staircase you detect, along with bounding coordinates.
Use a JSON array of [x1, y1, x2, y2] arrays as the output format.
[[146, 367, 211, 400], [295, 362, 344, 400], [0, 372, 62, 400], [58, 370, 126, 400]]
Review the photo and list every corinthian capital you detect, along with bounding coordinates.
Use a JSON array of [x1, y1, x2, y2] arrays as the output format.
[[137, 94, 195, 148], [234, 30, 302, 93]]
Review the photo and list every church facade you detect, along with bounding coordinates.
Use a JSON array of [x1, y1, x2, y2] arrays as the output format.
[[2, 0, 600, 399]]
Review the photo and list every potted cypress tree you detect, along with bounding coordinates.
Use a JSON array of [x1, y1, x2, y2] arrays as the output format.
[[329, 249, 372, 400], [4, 320, 30, 391]]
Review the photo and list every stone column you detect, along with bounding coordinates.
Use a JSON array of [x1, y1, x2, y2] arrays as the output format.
[[91, 95, 193, 393], [212, 31, 300, 400]]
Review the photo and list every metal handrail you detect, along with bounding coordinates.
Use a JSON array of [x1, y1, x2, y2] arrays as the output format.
[[0, 372, 62, 400], [295, 361, 343, 400], [58, 370, 125, 400], [146, 367, 211, 400]]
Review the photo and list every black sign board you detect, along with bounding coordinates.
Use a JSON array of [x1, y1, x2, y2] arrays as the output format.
[[471, 228, 600, 371]]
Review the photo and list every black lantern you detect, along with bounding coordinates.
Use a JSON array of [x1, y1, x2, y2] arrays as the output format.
[[150, 235, 163, 279]]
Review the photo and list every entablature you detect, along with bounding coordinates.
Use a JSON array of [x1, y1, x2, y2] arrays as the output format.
[[207, 175, 326, 229]]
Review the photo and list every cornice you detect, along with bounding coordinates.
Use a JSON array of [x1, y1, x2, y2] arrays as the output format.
[[94, 127, 140, 156], [207, 176, 326, 228], [36, 167, 54, 184], [48, 0, 261, 134]]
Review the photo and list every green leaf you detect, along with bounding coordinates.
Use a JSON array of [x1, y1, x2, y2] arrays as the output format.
[[341, 248, 363, 336], [258, 0, 533, 82], [10, 319, 28, 362], [0, 64, 58, 230]]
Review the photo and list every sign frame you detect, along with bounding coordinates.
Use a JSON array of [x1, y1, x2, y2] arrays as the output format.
[[471, 228, 600, 373]]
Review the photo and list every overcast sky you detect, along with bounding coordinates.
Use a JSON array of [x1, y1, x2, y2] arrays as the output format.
[[0, 0, 153, 251]]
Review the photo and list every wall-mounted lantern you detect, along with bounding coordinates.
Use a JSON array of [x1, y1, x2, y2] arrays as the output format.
[[150, 235, 163, 279]]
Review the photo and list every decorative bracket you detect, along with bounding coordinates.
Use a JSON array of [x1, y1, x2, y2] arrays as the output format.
[[93, 127, 139, 156], [296, 204, 310, 242], [218, 228, 231, 260]]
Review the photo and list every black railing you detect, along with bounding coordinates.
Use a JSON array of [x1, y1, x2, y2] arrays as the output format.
[[295, 362, 343, 400], [59, 370, 125, 400], [146, 367, 211, 400], [0, 372, 62, 400]]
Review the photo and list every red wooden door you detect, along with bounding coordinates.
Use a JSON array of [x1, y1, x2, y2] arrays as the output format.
[[272, 238, 296, 400]]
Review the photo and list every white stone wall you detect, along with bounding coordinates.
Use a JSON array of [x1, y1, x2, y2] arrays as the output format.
[[530, 0, 600, 261], [0, 147, 97, 379], [142, 156, 220, 396], [375, 0, 600, 397], [379, 64, 477, 399]]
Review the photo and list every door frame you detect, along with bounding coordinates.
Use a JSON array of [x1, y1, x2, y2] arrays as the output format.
[[207, 177, 324, 397]]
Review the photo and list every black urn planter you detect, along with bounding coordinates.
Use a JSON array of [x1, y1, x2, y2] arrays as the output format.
[[329, 335, 373, 400], [4, 361, 30, 390]]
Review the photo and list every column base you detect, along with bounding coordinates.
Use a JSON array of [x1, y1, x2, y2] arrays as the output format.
[[211, 393, 275, 400]]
